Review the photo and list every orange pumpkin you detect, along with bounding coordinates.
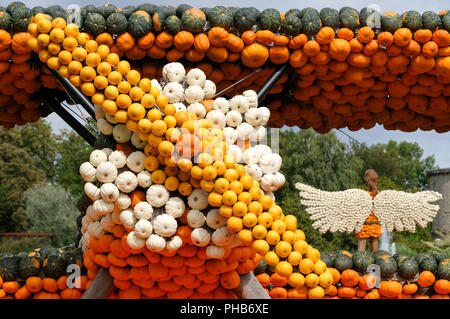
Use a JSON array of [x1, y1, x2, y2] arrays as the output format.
[[173, 31, 194, 51], [241, 43, 269, 68]]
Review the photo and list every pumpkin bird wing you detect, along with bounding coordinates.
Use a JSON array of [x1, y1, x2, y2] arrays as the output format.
[[373, 190, 442, 233], [295, 183, 373, 234]]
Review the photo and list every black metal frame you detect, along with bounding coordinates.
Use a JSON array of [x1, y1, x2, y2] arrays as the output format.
[[257, 63, 289, 103]]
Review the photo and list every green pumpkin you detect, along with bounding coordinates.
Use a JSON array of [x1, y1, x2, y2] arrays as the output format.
[[442, 12, 450, 32], [106, 12, 128, 35], [300, 7, 320, 18], [84, 12, 106, 36], [419, 256, 438, 273], [10, 6, 31, 32], [360, 7, 381, 27], [258, 8, 281, 32], [31, 6, 46, 15], [96, 3, 118, 18], [381, 12, 402, 33], [164, 15, 182, 35], [128, 11, 152, 37], [159, 5, 177, 17], [233, 7, 259, 32], [302, 10, 322, 36], [398, 258, 419, 279], [181, 8, 207, 33], [320, 7, 340, 29], [0, 11, 12, 31], [119, 6, 137, 18], [0, 256, 20, 281], [375, 255, 397, 277], [136, 3, 158, 16], [45, 5, 67, 19], [280, 14, 302, 36], [372, 249, 391, 259], [254, 259, 268, 275], [333, 254, 353, 273], [80, 5, 97, 19], [415, 253, 432, 264], [43, 255, 67, 279], [285, 8, 302, 19], [38, 245, 58, 259], [19, 255, 42, 278], [68, 248, 84, 269], [319, 252, 334, 268], [176, 4, 193, 18], [422, 11, 442, 31], [208, 6, 234, 30], [393, 253, 411, 262], [437, 259, 450, 280], [433, 252, 448, 264], [352, 251, 375, 273], [340, 7, 360, 31], [200, 7, 212, 19], [6, 1, 26, 15], [402, 11, 423, 32]]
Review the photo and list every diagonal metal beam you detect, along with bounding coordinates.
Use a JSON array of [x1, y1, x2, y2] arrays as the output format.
[[257, 63, 288, 104]]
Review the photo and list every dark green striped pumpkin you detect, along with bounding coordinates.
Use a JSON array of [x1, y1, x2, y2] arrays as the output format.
[[437, 259, 450, 280], [96, 3, 118, 18], [106, 12, 128, 35], [136, 3, 158, 16], [340, 7, 360, 30], [302, 10, 322, 36], [11, 6, 32, 32], [419, 256, 438, 273], [19, 255, 42, 278], [208, 6, 234, 30], [181, 8, 206, 33], [320, 252, 335, 268], [402, 11, 423, 31], [280, 14, 302, 36], [352, 251, 375, 273], [442, 12, 450, 32], [381, 12, 403, 33], [6, 1, 26, 15], [375, 255, 397, 277], [422, 11, 442, 31], [164, 15, 182, 35], [128, 11, 152, 37], [333, 254, 353, 273], [398, 258, 419, 279], [45, 5, 67, 19], [42, 255, 67, 279], [176, 4, 193, 18], [320, 7, 340, 29], [0, 11, 12, 31], [0, 256, 20, 281], [119, 6, 137, 18], [257, 8, 281, 32], [233, 7, 259, 32], [84, 12, 106, 36]]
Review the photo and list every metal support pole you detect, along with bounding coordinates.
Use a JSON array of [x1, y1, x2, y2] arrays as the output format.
[[50, 69, 96, 119], [257, 63, 288, 103], [41, 91, 97, 147]]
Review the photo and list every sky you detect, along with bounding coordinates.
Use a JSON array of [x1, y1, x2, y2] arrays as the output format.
[[26, 0, 450, 169]]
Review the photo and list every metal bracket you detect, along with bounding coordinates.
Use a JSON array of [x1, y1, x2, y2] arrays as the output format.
[[257, 63, 288, 104]]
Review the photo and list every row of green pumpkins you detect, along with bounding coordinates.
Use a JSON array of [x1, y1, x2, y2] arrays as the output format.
[[1, 2, 450, 38]]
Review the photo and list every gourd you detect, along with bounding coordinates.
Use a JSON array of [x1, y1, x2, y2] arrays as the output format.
[[0, 11, 12, 31], [165, 197, 186, 218], [234, 7, 259, 31], [115, 193, 131, 211], [223, 127, 237, 145], [257, 8, 281, 32], [381, 12, 402, 33], [88, 221, 104, 238], [212, 226, 235, 246], [79, 162, 97, 182], [442, 12, 450, 32], [398, 258, 419, 279], [137, 3, 157, 15], [236, 122, 254, 140], [84, 12, 106, 36], [126, 231, 146, 250], [97, 118, 114, 135], [93, 199, 115, 216], [375, 255, 398, 277], [191, 227, 211, 247], [224, 110, 242, 128], [228, 145, 243, 163], [153, 214, 178, 237], [245, 108, 264, 126], [245, 164, 263, 182], [6, 2, 26, 15], [133, 201, 153, 220], [134, 219, 153, 239], [164, 15, 182, 35], [243, 147, 260, 165], [113, 124, 132, 143], [208, 6, 234, 30], [352, 251, 374, 273], [90, 149, 108, 167], [137, 170, 152, 188], [100, 183, 120, 203], [320, 7, 340, 29], [243, 90, 258, 108], [84, 182, 100, 201], [100, 214, 115, 233], [280, 14, 302, 36], [115, 171, 138, 193], [42, 255, 66, 279], [120, 6, 137, 18], [229, 95, 249, 113], [106, 12, 128, 35], [131, 134, 147, 151], [422, 11, 442, 31], [86, 205, 100, 223], [187, 102, 206, 119], [146, 184, 170, 207], [146, 234, 166, 252], [333, 254, 353, 272], [203, 80, 216, 99], [174, 102, 187, 113], [46, 4, 66, 18], [259, 153, 282, 174], [419, 256, 438, 273], [162, 62, 186, 82], [187, 209, 206, 228], [184, 85, 205, 104], [186, 68, 206, 87], [120, 209, 137, 228], [206, 245, 225, 259], [11, 6, 31, 32], [126, 151, 146, 173], [206, 209, 227, 229], [187, 189, 209, 210], [339, 7, 359, 31], [108, 150, 127, 168], [402, 11, 423, 32], [96, 3, 117, 18], [128, 11, 152, 38], [437, 259, 450, 280], [181, 8, 206, 33], [212, 97, 229, 114], [162, 81, 185, 103], [95, 161, 118, 183], [260, 172, 285, 192], [166, 236, 183, 252], [19, 255, 41, 278], [258, 107, 271, 126]]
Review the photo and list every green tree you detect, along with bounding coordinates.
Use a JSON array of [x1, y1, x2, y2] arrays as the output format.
[[23, 185, 79, 247]]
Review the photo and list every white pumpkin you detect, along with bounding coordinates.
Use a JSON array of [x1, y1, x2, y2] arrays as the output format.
[[97, 118, 113, 135], [212, 226, 235, 246], [120, 209, 137, 229], [100, 183, 120, 203], [94, 105, 105, 120], [108, 150, 127, 169], [173, 102, 187, 113], [100, 214, 115, 233], [191, 228, 211, 247], [162, 62, 186, 82], [225, 110, 242, 127], [187, 189, 209, 210], [95, 161, 117, 183], [84, 182, 100, 201], [235, 122, 254, 140], [93, 199, 115, 216], [205, 110, 226, 129], [101, 148, 113, 157], [151, 79, 162, 91], [115, 193, 131, 211], [113, 124, 132, 143], [166, 235, 183, 252], [134, 219, 153, 239], [137, 170, 152, 188], [79, 162, 97, 182], [243, 147, 260, 165], [260, 172, 285, 192], [126, 231, 146, 250], [152, 214, 178, 237], [133, 201, 153, 220], [186, 68, 206, 87], [223, 127, 237, 145], [258, 106, 271, 126], [165, 197, 185, 218], [245, 163, 263, 182], [187, 102, 206, 119], [126, 151, 146, 173], [259, 153, 282, 174], [227, 144, 243, 163], [162, 81, 185, 103], [205, 245, 225, 259], [146, 184, 170, 207], [254, 144, 272, 159], [89, 150, 107, 168], [115, 171, 138, 193], [249, 126, 266, 142], [105, 113, 118, 124], [131, 132, 147, 149], [146, 234, 166, 252], [212, 97, 229, 114], [87, 221, 104, 239], [86, 205, 99, 222], [244, 108, 263, 127], [187, 209, 206, 228], [184, 85, 205, 104], [203, 80, 216, 99], [243, 90, 258, 108], [206, 209, 227, 229], [229, 95, 249, 113]]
